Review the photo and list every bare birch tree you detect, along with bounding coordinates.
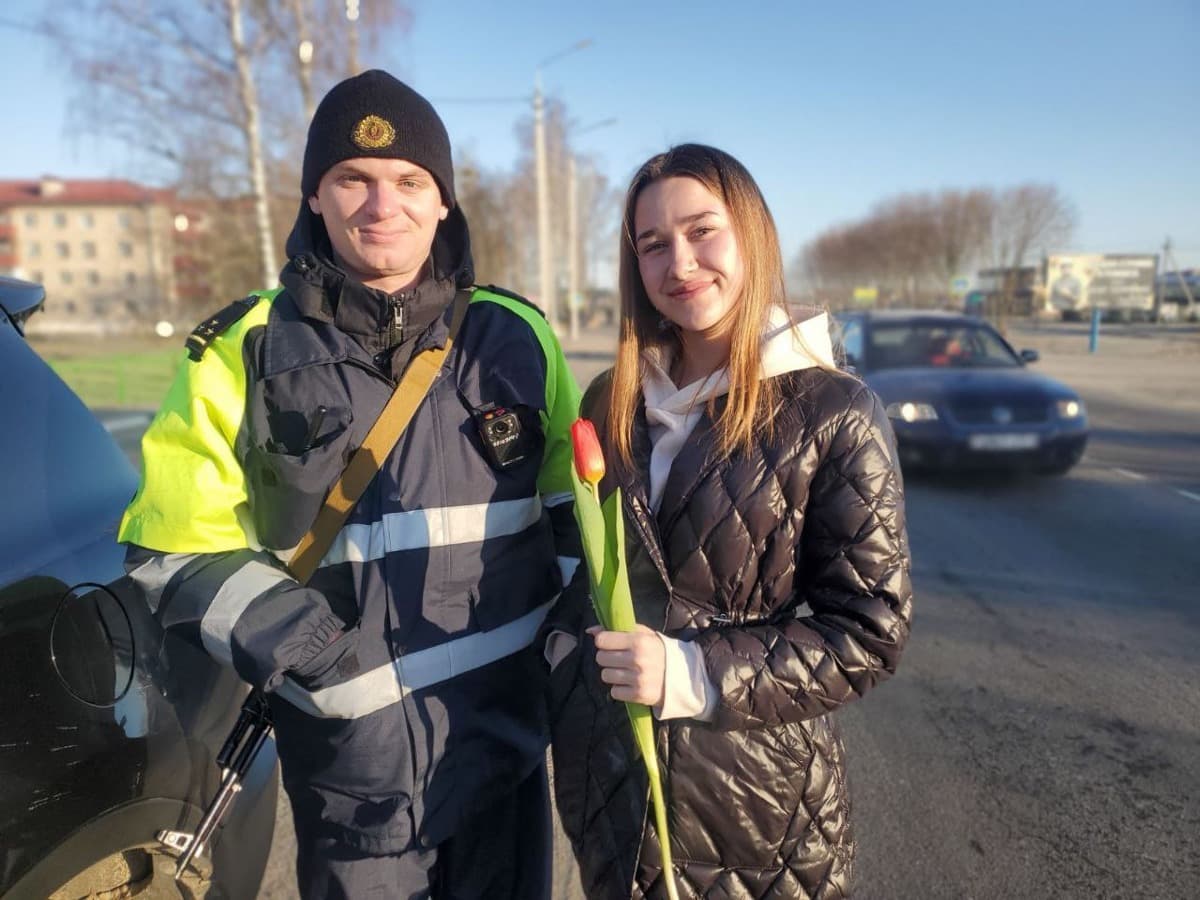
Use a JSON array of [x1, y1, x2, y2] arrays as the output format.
[[40, 0, 411, 307], [227, 0, 277, 287], [987, 184, 1076, 327]]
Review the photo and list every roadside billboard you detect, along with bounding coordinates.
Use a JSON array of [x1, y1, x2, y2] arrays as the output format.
[[1044, 253, 1157, 314]]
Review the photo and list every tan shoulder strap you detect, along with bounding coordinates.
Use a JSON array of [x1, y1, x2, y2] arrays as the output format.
[[287, 289, 471, 584]]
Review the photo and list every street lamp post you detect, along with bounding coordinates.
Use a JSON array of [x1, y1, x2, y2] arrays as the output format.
[[533, 39, 591, 332]]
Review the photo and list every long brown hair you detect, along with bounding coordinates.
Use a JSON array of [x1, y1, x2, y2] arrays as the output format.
[[609, 143, 787, 470]]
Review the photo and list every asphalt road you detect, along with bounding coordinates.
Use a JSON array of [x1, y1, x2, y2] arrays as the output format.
[[845, 322, 1200, 899], [100, 319, 1200, 898]]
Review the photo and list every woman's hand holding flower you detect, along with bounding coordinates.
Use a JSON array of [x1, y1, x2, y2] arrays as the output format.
[[589, 624, 666, 706]]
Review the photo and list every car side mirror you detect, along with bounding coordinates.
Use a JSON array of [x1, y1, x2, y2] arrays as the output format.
[[1019, 349, 1039, 363], [0, 276, 46, 336]]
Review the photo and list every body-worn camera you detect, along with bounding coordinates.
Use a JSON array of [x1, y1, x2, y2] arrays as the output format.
[[474, 405, 537, 471]]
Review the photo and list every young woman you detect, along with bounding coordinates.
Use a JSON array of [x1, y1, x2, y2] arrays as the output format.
[[548, 144, 913, 900]]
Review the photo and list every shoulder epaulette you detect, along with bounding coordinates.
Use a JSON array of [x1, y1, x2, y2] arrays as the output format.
[[475, 284, 546, 319], [185, 293, 264, 361]]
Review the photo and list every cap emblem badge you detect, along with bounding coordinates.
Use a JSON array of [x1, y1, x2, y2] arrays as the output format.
[[352, 115, 396, 150]]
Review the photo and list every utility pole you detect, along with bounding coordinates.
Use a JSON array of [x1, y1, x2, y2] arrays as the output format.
[[1162, 237, 1197, 317], [567, 154, 579, 340], [533, 39, 592, 333], [534, 73, 554, 329], [564, 119, 615, 340]]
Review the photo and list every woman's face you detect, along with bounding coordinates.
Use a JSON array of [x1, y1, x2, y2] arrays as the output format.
[[633, 176, 744, 338]]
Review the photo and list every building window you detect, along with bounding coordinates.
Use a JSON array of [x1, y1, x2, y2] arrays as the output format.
[[54, 212, 68, 228], [56, 242, 70, 259], [82, 241, 97, 259], [27, 241, 41, 259], [117, 212, 132, 228], [80, 212, 95, 228], [31, 270, 43, 283], [24, 212, 37, 227], [88, 270, 101, 285], [64, 300, 77, 315], [118, 241, 133, 258], [61, 271, 74, 285], [124, 272, 138, 286]]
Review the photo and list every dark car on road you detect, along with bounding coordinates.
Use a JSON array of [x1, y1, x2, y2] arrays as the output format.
[[1, 277, 277, 899], [835, 310, 1088, 475]]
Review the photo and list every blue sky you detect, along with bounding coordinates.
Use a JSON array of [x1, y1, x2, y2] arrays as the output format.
[[2, 0, 1198, 269]]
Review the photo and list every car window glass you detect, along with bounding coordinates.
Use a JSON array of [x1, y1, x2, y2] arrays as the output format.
[[839, 320, 863, 365], [868, 323, 1020, 369]]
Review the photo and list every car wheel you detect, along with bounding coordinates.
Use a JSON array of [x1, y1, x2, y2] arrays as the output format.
[[48, 844, 221, 900]]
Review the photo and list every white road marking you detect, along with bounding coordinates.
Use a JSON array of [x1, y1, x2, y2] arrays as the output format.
[[1112, 467, 1147, 481], [103, 414, 152, 435], [1176, 490, 1200, 504]]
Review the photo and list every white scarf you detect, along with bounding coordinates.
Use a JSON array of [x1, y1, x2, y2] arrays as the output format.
[[641, 306, 835, 512]]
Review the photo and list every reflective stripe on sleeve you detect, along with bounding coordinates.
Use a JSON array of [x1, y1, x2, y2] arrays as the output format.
[[557, 555, 581, 587], [320, 496, 544, 567], [199, 559, 295, 665], [274, 598, 556, 719], [127, 552, 201, 614]]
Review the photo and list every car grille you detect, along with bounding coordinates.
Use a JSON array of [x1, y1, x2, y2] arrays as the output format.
[[949, 399, 1050, 425]]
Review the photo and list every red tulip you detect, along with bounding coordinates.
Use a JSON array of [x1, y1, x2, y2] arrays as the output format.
[[571, 418, 605, 486]]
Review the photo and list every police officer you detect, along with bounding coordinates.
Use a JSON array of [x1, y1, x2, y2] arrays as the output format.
[[119, 70, 583, 898]]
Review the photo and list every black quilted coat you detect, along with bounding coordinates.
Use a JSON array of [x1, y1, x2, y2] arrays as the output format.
[[549, 366, 913, 900]]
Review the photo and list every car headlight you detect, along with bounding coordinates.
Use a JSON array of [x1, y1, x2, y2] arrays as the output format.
[[885, 401, 939, 423], [1056, 399, 1085, 419]]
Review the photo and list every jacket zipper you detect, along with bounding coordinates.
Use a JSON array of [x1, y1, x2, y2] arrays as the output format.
[[388, 294, 406, 347]]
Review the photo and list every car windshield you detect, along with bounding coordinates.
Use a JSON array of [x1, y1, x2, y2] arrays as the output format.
[[866, 322, 1021, 370]]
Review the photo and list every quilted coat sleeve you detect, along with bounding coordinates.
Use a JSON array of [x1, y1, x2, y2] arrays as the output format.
[[694, 381, 912, 731]]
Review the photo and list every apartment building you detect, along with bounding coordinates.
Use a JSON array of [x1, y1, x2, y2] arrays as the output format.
[[0, 177, 184, 335]]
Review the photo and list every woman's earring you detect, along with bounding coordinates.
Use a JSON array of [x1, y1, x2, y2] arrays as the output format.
[[657, 314, 674, 332]]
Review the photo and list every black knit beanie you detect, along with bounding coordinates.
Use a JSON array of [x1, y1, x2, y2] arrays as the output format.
[[301, 69, 455, 207]]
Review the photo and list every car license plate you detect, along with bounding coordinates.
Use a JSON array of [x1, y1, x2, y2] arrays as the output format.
[[968, 433, 1040, 451]]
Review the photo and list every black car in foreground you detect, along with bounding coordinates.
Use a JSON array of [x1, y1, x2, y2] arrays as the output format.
[[835, 310, 1088, 475], [0, 277, 277, 898]]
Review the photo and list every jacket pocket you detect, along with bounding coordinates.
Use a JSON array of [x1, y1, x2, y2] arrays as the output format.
[[244, 405, 354, 550]]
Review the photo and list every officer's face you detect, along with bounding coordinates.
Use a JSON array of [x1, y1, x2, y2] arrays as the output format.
[[309, 157, 449, 294]]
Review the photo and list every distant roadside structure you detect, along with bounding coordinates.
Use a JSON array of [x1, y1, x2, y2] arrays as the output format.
[[0, 177, 204, 335], [1040, 253, 1158, 322], [974, 266, 1040, 317], [1156, 269, 1200, 321]]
